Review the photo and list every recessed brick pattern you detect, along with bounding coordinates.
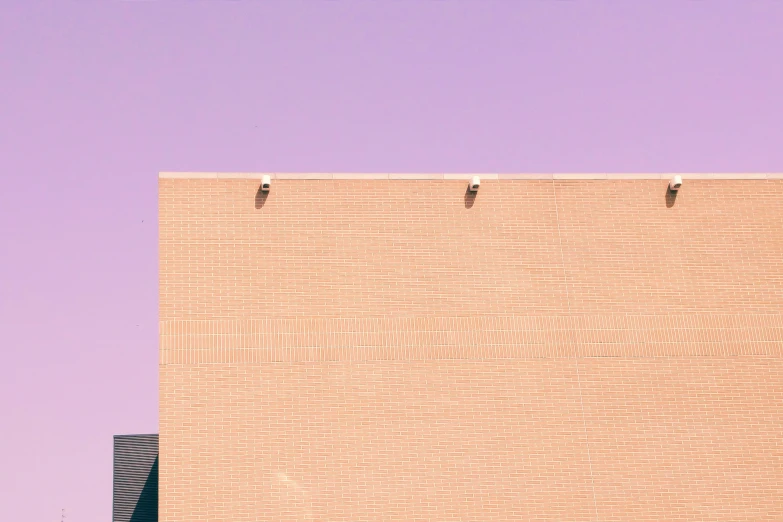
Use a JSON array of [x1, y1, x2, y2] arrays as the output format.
[[160, 315, 783, 363]]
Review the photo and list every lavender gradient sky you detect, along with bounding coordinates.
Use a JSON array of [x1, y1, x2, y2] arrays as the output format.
[[1, 2, 782, 521]]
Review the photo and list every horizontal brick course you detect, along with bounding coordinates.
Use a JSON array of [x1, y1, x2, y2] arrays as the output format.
[[159, 315, 783, 363]]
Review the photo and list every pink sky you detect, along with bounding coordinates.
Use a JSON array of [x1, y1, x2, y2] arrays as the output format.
[[1, 2, 782, 521]]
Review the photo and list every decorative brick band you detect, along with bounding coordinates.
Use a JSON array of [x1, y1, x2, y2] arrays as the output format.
[[159, 172, 783, 180], [159, 314, 783, 364]]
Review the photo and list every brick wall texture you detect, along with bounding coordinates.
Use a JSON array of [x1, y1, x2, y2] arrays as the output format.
[[159, 178, 783, 521]]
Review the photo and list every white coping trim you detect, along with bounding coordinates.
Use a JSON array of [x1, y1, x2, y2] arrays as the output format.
[[159, 172, 781, 180]]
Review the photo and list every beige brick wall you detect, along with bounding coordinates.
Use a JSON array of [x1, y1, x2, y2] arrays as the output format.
[[160, 177, 783, 521]]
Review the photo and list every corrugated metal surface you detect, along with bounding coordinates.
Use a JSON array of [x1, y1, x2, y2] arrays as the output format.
[[113, 434, 158, 522]]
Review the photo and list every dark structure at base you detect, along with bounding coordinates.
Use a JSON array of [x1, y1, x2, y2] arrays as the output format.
[[113, 434, 158, 522]]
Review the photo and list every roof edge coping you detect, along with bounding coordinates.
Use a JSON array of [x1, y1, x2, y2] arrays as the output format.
[[159, 172, 779, 180]]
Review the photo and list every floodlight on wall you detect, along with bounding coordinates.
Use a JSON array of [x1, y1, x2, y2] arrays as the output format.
[[669, 175, 682, 191], [261, 175, 271, 192], [468, 176, 480, 192]]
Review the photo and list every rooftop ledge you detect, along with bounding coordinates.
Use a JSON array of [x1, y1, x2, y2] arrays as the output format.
[[159, 172, 782, 180]]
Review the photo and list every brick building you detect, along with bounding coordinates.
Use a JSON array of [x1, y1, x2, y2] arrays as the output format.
[[157, 173, 783, 521]]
